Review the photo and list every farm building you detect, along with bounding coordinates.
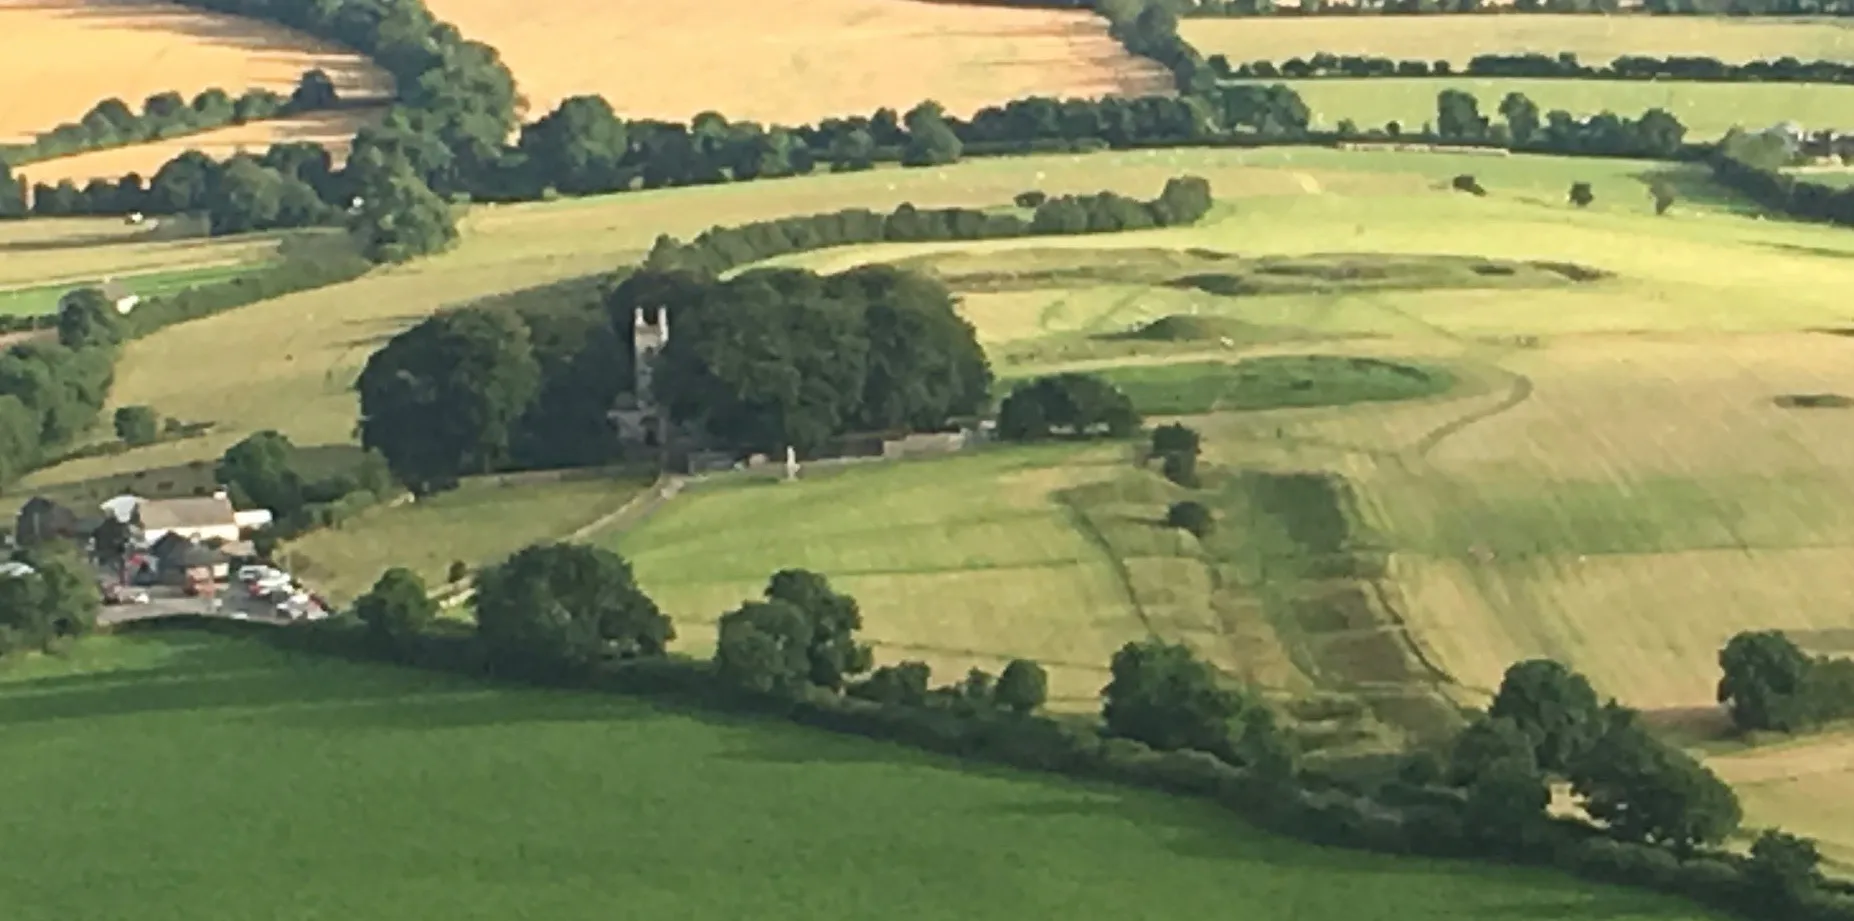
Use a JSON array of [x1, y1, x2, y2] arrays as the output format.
[[134, 495, 242, 546]]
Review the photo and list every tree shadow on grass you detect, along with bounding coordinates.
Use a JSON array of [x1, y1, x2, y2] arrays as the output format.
[[1631, 166, 1770, 217]]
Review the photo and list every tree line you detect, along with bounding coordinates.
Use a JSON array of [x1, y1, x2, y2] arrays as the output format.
[[1427, 88, 1689, 159], [1718, 629, 1854, 734], [252, 527, 1854, 921], [1, 71, 343, 172], [1710, 127, 1854, 228], [643, 176, 1213, 275], [1215, 50, 1854, 86]]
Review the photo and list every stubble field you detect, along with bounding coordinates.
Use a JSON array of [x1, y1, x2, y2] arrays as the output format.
[[1182, 14, 1854, 65], [419, 0, 1170, 124], [0, 0, 391, 144]]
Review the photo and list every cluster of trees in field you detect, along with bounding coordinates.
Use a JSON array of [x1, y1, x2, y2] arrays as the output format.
[[0, 544, 100, 656], [3, 71, 343, 170], [997, 373, 1143, 442], [213, 431, 398, 547], [278, 528, 1854, 921], [643, 176, 1213, 275], [1214, 50, 1854, 86], [1718, 629, 1854, 734], [354, 265, 991, 490], [1711, 127, 1854, 228]]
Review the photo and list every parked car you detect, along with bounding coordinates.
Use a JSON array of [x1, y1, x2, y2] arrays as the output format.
[[102, 584, 150, 605]]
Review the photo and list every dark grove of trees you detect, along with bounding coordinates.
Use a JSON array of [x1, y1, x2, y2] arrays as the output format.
[[0, 544, 101, 655], [997, 373, 1142, 442], [1717, 629, 1854, 734], [1711, 128, 1854, 229], [634, 265, 994, 456], [1213, 51, 1854, 87], [643, 176, 1215, 276], [355, 261, 991, 488]]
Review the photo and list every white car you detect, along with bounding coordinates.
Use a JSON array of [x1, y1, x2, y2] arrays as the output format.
[[237, 565, 278, 583]]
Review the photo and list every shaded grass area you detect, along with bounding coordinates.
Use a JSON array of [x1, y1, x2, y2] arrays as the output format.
[[0, 630, 1717, 921], [1087, 356, 1454, 416], [285, 476, 652, 605]]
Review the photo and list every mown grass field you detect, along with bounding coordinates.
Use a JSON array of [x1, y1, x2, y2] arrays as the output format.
[[1272, 77, 1854, 139], [614, 146, 1854, 848], [284, 475, 652, 604], [0, 260, 268, 317], [420, 0, 1168, 125], [1183, 14, 1854, 66], [16, 108, 386, 187], [0, 630, 1723, 921], [0, 0, 390, 144], [0, 215, 275, 291]]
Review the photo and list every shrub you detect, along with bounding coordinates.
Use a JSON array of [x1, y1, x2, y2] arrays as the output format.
[[1166, 500, 1213, 537], [1569, 182, 1595, 208], [1014, 190, 1047, 208], [1150, 422, 1201, 459], [113, 405, 159, 446], [1451, 174, 1487, 196], [1160, 450, 1199, 487]]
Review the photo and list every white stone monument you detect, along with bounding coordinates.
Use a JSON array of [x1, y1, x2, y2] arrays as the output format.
[[783, 446, 800, 482]]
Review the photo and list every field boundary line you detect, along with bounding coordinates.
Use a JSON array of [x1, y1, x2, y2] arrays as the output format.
[[1411, 370, 1535, 458], [1051, 490, 1155, 638]]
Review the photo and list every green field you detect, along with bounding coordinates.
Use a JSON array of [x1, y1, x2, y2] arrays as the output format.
[[1257, 77, 1854, 139], [586, 145, 1854, 856], [0, 260, 269, 317], [284, 475, 652, 604], [0, 630, 1725, 921], [1183, 15, 1854, 65]]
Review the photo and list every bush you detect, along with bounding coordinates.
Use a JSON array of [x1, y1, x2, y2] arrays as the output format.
[[1166, 500, 1213, 537], [1160, 450, 1199, 487], [997, 373, 1141, 442], [1014, 190, 1047, 208], [1452, 174, 1487, 197], [1569, 182, 1595, 208], [112, 405, 159, 446]]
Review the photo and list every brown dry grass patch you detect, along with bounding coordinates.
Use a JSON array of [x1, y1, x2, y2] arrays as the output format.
[[421, 0, 1168, 124], [0, 0, 391, 144], [17, 108, 386, 186]]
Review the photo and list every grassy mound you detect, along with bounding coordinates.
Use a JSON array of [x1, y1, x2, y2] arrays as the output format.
[[0, 630, 1717, 921], [1091, 355, 1454, 416], [1165, 254, 1604, 299]]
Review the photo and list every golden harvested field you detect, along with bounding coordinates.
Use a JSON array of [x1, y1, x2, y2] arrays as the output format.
[[0, 0, 391, 144], [420, 0, 1169, 124], [16, 108, 386, 187], [1183, 14, 1854, 65]]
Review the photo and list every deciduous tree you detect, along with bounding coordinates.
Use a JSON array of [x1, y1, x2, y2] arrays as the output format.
[[1488, 658, 1601, 771], [473, 543, 673, 675], [1718, 630, 1815, 732], [355, 567, 437, 650], [996, 658, 1049, 714]]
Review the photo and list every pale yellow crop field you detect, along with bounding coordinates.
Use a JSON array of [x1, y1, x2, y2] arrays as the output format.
[[421, 0, 1169, 124], [16, 108, 386, 187], [0, 0, 391, 144], [1710, 732, 1854, 872], [1183, 14, 1854, 65]]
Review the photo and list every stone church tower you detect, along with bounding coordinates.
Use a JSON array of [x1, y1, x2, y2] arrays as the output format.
[[610, 307, 669, 447]]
